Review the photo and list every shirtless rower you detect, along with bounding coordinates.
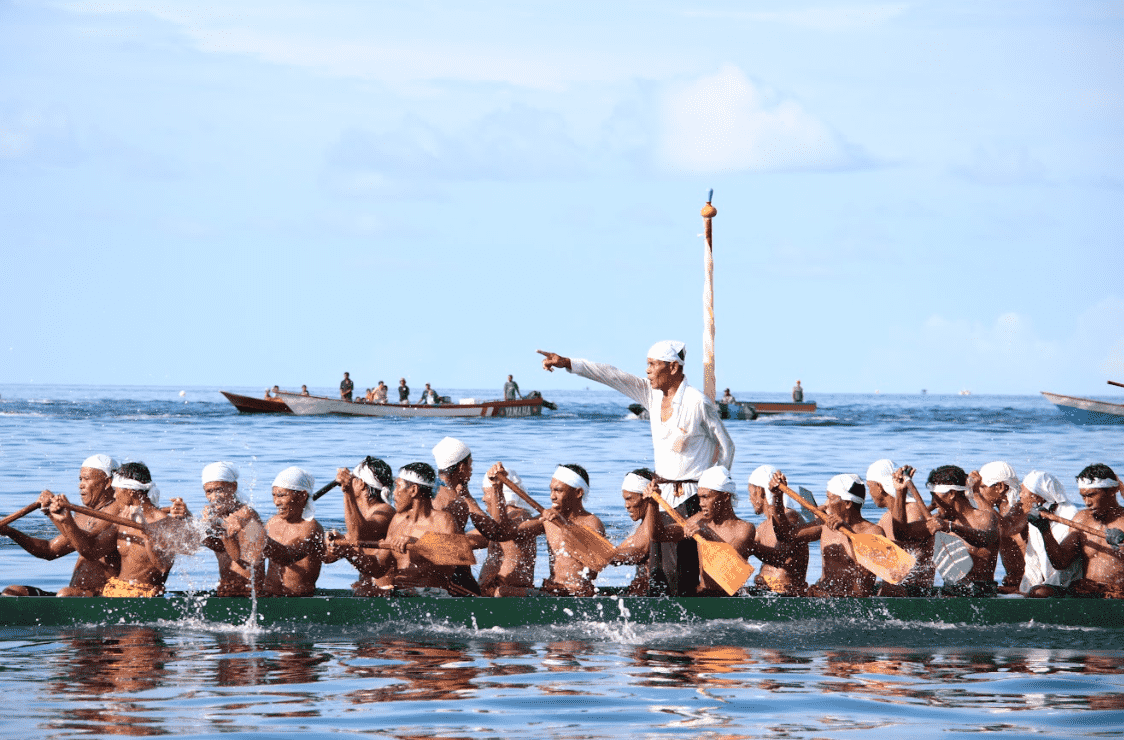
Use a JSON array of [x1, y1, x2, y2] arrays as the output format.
[[971, 461, 1025, 593], [925, 465, 1000, 596], [324, 457, 400, 595], [608, 468, 658, 595], [749, 466, 813, 595], [1018, 470, 1081, 597], [806, 474, 886, 597], [471, 465, 538, 596], [1, 454, 122, 597], [866, 460, 936, 596], [47, 462, 178, 597], [262, 467, 324, 597], [651, 465, 755, 596], [351, 462, 463, 593], [1030, 463, 1124, 599], [199, 462, 266, 597]]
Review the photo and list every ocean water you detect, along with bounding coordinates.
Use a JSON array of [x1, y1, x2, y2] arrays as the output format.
[[0, 384, 1121, 738]]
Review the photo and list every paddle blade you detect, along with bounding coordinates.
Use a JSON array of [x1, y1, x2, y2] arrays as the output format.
[[933, 532, 973, 584], [796, 486, 819, 525], [554, 522, 616, 572], [849, 531, 916, 584], [695, 537, 755, 595], [411, 532, 476, 566]]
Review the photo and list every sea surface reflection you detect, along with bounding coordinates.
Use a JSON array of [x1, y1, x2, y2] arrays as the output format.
[[3, 624, 1121, 738]]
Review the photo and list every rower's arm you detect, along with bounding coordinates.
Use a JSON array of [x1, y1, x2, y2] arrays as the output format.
[[1036, 521, 1083, 570], [948, 512, 999, 550], [567, 359, 651, 407], [46, 498, 115, 562], [0, 526, 75, 561], [613, 499, 657, 565], [462, 493, 515, 542]]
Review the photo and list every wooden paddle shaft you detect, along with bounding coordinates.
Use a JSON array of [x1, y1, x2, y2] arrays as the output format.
[[648, 490, 690, 527], [59, 502, 145, 531], [494, 472, 546, 514], [0, 501, 41, 528], [1108, 380, 1124, 389], [1039, 510, 1115, 543], [313, 479, 340, 501]]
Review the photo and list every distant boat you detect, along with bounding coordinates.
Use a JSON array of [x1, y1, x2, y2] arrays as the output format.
[[277, 392, 549, 418], [1041, 391, 1124, 424], [221, 391, 291, 414], [718, 401, 817, 420]]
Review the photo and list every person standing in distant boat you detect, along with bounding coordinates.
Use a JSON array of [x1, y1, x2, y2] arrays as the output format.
[[419, 384, 438, 404], [300, 385, 310, 396], [537, 340, 734, 597], [721, 388, 735, 404], [398, 378, 410, 404], [340, 372, 354, 402], [504, 375, 522, 401], [792, 381, 803, 403], [374, 381, 388, 404]]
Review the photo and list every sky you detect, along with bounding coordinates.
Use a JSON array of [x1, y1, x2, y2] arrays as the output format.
[[2, 0, 1123, 396]]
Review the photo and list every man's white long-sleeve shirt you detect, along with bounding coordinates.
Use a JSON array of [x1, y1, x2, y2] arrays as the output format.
[[569, 358, 734, 507]]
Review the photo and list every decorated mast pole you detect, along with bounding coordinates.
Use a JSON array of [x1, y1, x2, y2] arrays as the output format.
[[701, 189, 717, 401]]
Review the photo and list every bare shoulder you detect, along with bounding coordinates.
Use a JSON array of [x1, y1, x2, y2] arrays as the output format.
[[855, 520, 885, 537], [575, 510, 606, 534], [432, 509, 460, 534]]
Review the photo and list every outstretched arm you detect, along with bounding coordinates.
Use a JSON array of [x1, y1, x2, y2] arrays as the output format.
[[540, 350, 651, 407]]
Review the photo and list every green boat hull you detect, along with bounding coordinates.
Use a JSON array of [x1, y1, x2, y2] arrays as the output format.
[[2, 590, 1122, 629]]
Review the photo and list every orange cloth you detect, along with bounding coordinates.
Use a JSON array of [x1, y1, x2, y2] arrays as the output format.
[[101, 577, 163, 598]]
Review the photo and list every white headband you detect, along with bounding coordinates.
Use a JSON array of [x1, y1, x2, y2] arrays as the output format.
[[827, 474, 866, 505], [698, 465, 737, 494], [647, 340, 685, 364], [552, 466, 588, 492], [82, 454, 119, 476], [928, 483, 968, 494], [354, 463, 387, 492], [112, 474, 160, 506], [202, 461, 239, 485], [621, 473, 651, 495], [1077, 477, 1119, 490], [398, 468, 434, 489]]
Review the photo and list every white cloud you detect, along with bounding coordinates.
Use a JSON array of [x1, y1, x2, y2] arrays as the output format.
[[659, 65, 867, 174]]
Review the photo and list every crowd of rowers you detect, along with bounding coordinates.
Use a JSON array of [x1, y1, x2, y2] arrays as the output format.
[[2, 442, 1122, 600]]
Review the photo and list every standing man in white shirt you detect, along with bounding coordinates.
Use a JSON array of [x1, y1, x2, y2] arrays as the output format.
[[538, 340, 735, 595]]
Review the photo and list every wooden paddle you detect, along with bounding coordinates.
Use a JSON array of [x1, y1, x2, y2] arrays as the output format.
[[1034, 508, 1123, 549], [932, 531, 974, 583], [313, 480, 340, 501], [778, 484, 916, 584], [0, 501, 42, 528], [647, 490, 754, 596], [494, 471, 615, 571], [58, 501, 202, 554], [58, 502, 144, 530], [356, 532, 476, 566], [1108, 380, 1124, 389]]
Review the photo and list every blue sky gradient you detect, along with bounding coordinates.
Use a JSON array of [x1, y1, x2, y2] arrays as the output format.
[[3, 1, 1122, 395]]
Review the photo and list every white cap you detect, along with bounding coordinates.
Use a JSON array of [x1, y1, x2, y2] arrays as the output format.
[[647, 340, 686, 364], [432, 437, 471, 471], [81, 455, 119, 476], [698, 465, 737, 494], [827, 474, 866, 505], [1023, 470, 1067, 505], [202, 461, 239, 485], [272, 466, 315, 520], [980, 461, 1020, 507], [866, 459, 895, 494], [748, 464, 800, 509]]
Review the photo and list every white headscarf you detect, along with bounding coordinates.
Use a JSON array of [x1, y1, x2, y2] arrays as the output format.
[[980, 461, 1020, 507], [647, 340, 686, 365], [432, 437, 471, 471], [1023, 470, 1068, 505], [272, 466, 316, 520], [202, 461, 239, 485], [552, 465, 588, 493], [81, 454, 119, 476], [827, 474, 866, 505], [698, 465, 737, 494], [353, 461, 388, 496], [748, 464, 801, 509], [866, 458, 916, 504]]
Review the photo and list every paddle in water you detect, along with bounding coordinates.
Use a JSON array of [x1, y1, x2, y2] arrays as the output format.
[[494, 471, 616, 572], [779, 484, 916, 584], [356, 532, 476, 566], [648, 490, 754, 596]]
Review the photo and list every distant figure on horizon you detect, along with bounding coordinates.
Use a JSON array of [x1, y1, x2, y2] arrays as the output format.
[[721, 388, 735, 404], [340, 372, 354, 402], [398, 379, 410, 404], [792, 381, 804, 403], [419, 384, 438, 405], [504, 375, 522, 401], [300, 385, 310, 396]]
